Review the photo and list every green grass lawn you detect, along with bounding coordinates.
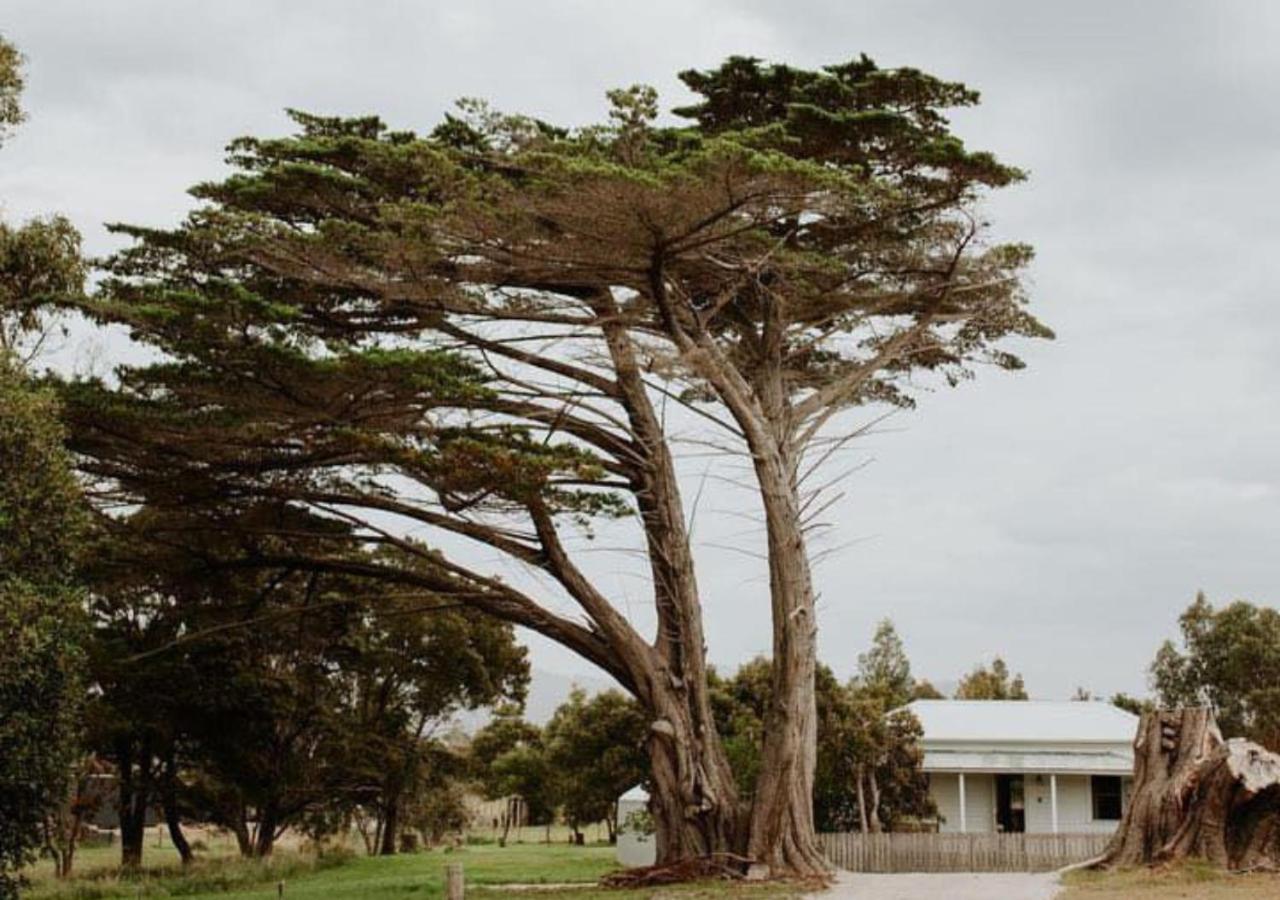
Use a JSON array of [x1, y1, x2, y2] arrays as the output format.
[[23, 837, 803, 900]]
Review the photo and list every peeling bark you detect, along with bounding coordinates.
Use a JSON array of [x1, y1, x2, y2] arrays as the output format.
[[1101, 708, 1280, 870]]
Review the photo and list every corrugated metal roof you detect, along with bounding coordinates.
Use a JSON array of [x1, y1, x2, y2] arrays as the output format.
[[922, 748, 1134, 774], [906, 700, 1139, 744]]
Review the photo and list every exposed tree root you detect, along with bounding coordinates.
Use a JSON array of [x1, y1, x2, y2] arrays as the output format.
[[599, 853, 751, 887], [600, 852, 833, 891]]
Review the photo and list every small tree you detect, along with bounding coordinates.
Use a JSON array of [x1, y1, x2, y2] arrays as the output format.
[[544, 688, 648, 843], [954, 657, 1028, 700], [470, 707, 545, 845], [1151, 593, 1280, 750], [712, 647, 931, 835], [856, 620, 915, 710]]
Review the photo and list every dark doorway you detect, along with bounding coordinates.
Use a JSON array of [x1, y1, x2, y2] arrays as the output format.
[[995, 774, 1026, 833]]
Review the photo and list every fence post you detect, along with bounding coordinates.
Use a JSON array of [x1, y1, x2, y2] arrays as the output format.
[[445, 862, 464, 900]]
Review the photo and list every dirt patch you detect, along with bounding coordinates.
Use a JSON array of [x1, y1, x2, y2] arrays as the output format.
[[810, 871, 1061, 900]]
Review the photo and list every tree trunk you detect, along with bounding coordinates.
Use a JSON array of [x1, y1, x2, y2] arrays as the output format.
[[115, 738, 152, 870], [867, 772, 883, 834], [163, 796, 193, 866], [231, 809, 253, 858], [378, 792, 400, 856], [743, 446, 829, 878], [119, 810, 145, 870], [855, 768, 869, 834], [1101, 708, 1280, 870], [161, 752, 193, 865], [595, 306, 749, 867], [643, 674, 747, 867], [652, 279, 830, 878], [254, 803, 278, 857], [499, 800, 512, 847]]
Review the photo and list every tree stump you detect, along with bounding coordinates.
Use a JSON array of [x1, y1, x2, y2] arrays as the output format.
[[1100, 708, 1280, 870]]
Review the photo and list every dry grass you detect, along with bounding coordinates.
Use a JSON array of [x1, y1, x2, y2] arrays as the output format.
[[1059, 860, 1280, 899]]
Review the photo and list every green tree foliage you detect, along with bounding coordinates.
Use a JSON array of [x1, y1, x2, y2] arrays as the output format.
[[910, 680, 945, 701], [815, 687, 930, 833], [0, 215, 85, 354], [1110, 692, 1153, 717], [469, 707, 559, 837], [543, 688, 647, 842], [83, 507, 527, 863], [954, 657, 1028, 700], [0, 35, 84, 359], [825, 620, 934, 832], [469, 704, 542, 776], [855, 619, 935, 710], [711, 631, 933, 834], [1151, 592, 1280, 749], [0, 361, 86, 898], [0, 35, 23, 143]]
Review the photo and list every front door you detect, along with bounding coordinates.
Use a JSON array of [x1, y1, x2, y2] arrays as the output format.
[[995, 774, 1025, 833]]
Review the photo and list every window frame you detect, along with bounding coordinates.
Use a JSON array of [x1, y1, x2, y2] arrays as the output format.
[[1091, 774, 1123, 821]]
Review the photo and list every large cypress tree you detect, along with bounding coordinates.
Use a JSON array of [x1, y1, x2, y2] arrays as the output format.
[[66, 56, 1044, 875]]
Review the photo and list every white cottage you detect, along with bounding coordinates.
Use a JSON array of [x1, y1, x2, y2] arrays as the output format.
[[908, 700, 1137, 835]]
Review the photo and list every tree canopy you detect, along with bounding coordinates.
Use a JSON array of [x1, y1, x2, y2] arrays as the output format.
[[543, 688, 647, 841], [0, 35, 23, 144], [82, 506, 529, 864], [0, 360, 87, 898], [1151, 592, 1280, 750], [954, 657, 1028, 700]]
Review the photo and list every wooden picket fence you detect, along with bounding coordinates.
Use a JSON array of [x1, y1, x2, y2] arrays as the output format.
[[818, 832, 1110, 873]]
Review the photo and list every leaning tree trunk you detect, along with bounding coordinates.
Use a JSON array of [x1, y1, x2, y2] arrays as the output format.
[[644, 674, 746, 866], [161, 752, 193, 865], [1101, 708, 1280, 870], [595, 311, 751, 868]]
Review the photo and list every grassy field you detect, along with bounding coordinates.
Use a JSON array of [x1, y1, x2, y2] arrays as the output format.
[[1059, 861, 1280, 899], [23, 835, 804, 900]]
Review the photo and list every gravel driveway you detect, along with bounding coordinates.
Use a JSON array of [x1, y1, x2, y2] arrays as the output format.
[[810, 871, 1062, 900]]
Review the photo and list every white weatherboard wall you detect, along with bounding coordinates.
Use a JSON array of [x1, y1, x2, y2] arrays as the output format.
[[616, 786, 655, 867], [931, 772, 1126, 835], [931, 773, 996, 834]]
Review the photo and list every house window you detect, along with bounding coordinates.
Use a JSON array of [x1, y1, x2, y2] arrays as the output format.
[[1091, 775, 1123, 821]]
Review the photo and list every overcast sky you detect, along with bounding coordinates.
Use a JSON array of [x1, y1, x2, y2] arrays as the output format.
[[3, 0, 1277, 701]]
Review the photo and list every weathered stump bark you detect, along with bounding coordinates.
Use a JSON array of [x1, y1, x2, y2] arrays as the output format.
[[1101, 708, 1280, 870]]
